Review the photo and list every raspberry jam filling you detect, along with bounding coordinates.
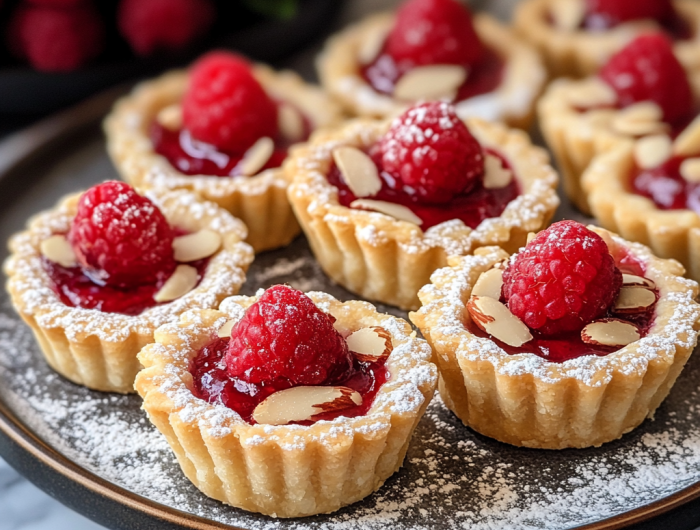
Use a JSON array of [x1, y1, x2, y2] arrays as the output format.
[[190, 337, 389, 425], [328, 146, 519, 230], [631, 154, 700, 212]]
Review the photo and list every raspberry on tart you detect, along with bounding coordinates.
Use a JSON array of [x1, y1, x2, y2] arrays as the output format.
[[411, 224, 700, 449], [317, 0, 546, 128], [104, 51, 342, 253], [5, 183, 254, 392], [135, 289, 437, 516]]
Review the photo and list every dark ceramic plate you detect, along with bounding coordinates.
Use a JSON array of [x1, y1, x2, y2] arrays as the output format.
[[2, 93, 700, 530]]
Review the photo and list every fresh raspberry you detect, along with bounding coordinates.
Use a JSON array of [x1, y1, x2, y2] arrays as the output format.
[[8, 3, 103, 72], [68, 181, 176, 288], [599, 33, 693, 124], [385, 0, 484, 68], [585, 0, 674, 29], [379, 102, 484, 203], [182, 51, 278, 153], [502, 221, 623, 336], [226, 285, 354, 388], [118, 0, 214, 57], [27, 0, 87, 7]]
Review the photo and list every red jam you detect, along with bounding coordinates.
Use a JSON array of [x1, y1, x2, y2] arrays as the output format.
[[631, 154, 700, 213], [466, 250, 657, 362], [361, 47, 504, 103], [327, 146, 519, 230], [190, 337, 389, 425]]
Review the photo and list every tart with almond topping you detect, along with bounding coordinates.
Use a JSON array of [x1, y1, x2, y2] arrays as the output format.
[[411, 221, 700, 449], [538, 33, 700, 213], [104, 51, 342, 253], [515, 0, 700, 78], [135, 285, 437, 517], [4, 181, 253, 393], [317, 0, 546, 128], [285, 101, 559, 310]]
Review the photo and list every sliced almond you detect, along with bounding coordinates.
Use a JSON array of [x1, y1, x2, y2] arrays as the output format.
[[350, 199, 423, 225], [611, 102, 665, 137], [613, 285, 656, 314], [253, 386, 362, 425], [394, 65, 467, 102], [172, 229, 222, 262], [673, 114, 700, 157], [278, 103, 305, 143], [332, 146, 382, 198], [346, 326, 392, 363], [680, 158, 700, 183], [154, 264, 199, 303], [239, 136, 274, 176], [466, 296, 533, 347], [40, 234, 77, 268], [217, 319, 236, 338], [551, 0, 585, 30], [581, 318, 640, 347], [156, 104, 183, 131], [634, 134, 672, 169], [472, 268, 504, 299], [526, 232, 537, 244], [483, 154, 513, 189], [565, 78, 617, 108], [622, 273, 656, 289], [358, 24, 388, 65]]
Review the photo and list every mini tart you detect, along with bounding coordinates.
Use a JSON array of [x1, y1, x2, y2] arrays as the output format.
[[538, 73, 700, 214], [514, 0, 700, 78], [4, 188, 254, 393], [410, 230, 700, 449], [285, 117, 559, 311], [134, 292, 437, 517], [317, 12, 546, 129], [104, 66, 342, 253]]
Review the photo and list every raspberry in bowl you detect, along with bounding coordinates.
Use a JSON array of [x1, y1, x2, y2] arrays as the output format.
[[135, 286, 437, 517], [411, 221, 700, 449], [4, 181, 254, 392], [286, 101, 559, 310], [104, 51, 343, 253], [317, 0, 546, 128]]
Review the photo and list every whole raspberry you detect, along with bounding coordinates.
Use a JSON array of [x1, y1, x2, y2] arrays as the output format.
[[585, 0, 674, 29], [226, 285, 354, 387], [502, 221, 623, 336], [118, 0, 214, 57], [182, 51, 278, 153], [68, 181, 176, 288], [27, 0, 86, 7], [385, 0, 484, 68], [8, 3, 103, 72], [379, 102, 484, 204], [600, 33, 693, 124]]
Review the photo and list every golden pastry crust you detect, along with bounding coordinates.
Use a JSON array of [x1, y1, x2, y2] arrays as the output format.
[[317, 12, 546, 129], [104, 66, 343, 253], [4, 188, 254, 393], [285, 117, 559, 311], [134, 292, 437, 517], [410, 230, 700, 449]]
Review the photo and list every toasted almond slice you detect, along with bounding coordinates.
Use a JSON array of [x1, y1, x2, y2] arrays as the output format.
[[239, 136, 274, 176], [472, 268, 504, 299], [622, 273, 656, 289], [680, 158, 700, 183], [347, 326, 393, 363], [483, 154, 513, 189], [551, 0, 585, 30], [673, 114, 700, 157], [358, 24, 389, 65], [172, 229, 222, 262], [466, 296, 533, 347], [394, 65, 467, 102], [350, 199, 423, 225], [611, 102, 665, 136], [154, 264, 199, 303], [253, 386, 362, 425], [217, 319, 236, 338], [278, 103, 305, 143], [581, 318, 640, 347], [333, 146, 382, 198], [634, 134, 672, 169], [156, 104, 183, 131], [40, 234, 77, 268], [613, 285, 656, 314], [565, 78, 617, 108], [526, 232, 537, 244]]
